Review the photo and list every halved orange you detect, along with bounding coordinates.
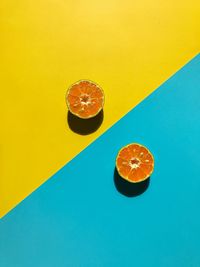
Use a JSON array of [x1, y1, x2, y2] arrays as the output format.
[[66, 80, 104, 119], [116, 143, 154, 183]]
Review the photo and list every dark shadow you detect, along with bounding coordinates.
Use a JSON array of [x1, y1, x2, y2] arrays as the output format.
[[67, 110, 104, 135], [114, 167, 150, 197]]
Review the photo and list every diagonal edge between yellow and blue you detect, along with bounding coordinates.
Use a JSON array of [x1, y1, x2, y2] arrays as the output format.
[[0, 54, 200, 266], [1, 0, 200, 218], [0, 53, 199, 219]]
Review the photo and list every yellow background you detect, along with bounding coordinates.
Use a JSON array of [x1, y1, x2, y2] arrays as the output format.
[[1, 0, 199, 218]]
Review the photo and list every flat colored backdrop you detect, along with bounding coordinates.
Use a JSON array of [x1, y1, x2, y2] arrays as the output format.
[[1, 0, 200, 217], [0, 54, 200, 267]]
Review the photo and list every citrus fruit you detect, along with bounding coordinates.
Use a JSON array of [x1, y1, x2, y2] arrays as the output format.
[[116, 143, 154, 183], [66, 80, 104, 119]]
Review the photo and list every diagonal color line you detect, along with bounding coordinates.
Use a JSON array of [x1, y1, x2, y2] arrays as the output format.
[[1, 53, 200, 267], [0, 52, 199, 220], [0, 52, 199, 219], [1, 0, 200, 218]]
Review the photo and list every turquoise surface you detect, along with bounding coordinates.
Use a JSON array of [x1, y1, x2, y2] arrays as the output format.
[[1, 54, 200, 267]]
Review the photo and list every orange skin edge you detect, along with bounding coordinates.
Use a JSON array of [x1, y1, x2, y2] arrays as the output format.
[[116, 143, 154, 183], [66, 79, 105, 119]]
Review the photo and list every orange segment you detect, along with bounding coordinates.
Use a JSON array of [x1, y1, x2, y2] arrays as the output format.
[[69, 84, 82, 96], [66, 80, 104, 119], [67, 95, 79, 105], [118, 165, 132, 178], [118, 147, 132, 161], [127, 144, 141, 157], [116, 143, 154, 183], [128, 168, 146, 182]]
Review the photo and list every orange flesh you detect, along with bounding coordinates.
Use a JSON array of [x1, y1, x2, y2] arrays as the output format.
[[116, 144, 154, 183], [66, 80, 104, 119]]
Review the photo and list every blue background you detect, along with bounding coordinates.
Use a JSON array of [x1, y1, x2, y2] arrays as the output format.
[[0, 54, 200, 267]]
